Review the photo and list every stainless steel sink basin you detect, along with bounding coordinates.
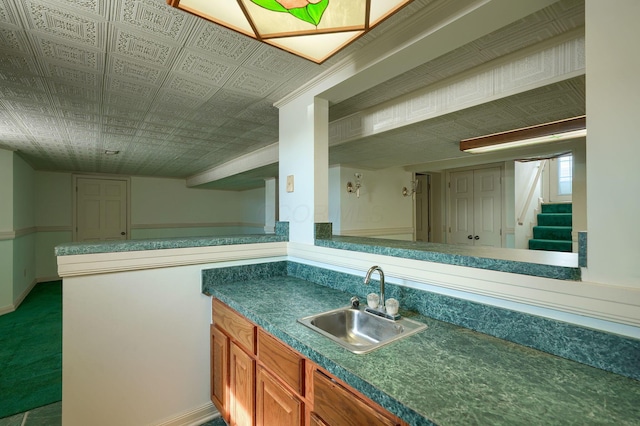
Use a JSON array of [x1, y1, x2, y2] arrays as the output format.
[[297, 306, 427, 354]]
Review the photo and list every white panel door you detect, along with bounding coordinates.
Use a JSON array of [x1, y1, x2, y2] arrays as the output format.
[[450, 167, 502, 247], [473, 167, 502, 247], [76, 178, 128, 242]]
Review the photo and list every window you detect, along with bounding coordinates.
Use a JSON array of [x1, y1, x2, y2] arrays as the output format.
[[557, 155, 573, 196]]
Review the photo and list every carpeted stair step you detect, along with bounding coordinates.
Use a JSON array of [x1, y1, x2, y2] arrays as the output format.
[[533, 225, 572, 241], [528, 239, 573, 252], [541, 203, 572, 213], [536, 212, 572, 227]]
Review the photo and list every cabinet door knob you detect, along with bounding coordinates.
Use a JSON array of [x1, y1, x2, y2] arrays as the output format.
[[121, 232, 126, 235], [467, 235, 473, 239], [474, 235, 479, 240]]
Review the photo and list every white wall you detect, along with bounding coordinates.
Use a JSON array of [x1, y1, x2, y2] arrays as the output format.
[[131, 176, 256, 226], [0, 149, 14, 310], [584, 0, 640, 287], [329, 165, 414, 240], [62, 264, 214, 426], [514, 160, 543, 249], [279, 96, 329, 244]]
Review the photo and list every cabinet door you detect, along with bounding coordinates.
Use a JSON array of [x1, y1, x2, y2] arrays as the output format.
[[211, 325, 229, 420], [256, 367, 302, 426], [230, 343, 255, 426]]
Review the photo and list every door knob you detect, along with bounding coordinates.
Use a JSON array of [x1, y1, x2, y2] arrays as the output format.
[[121, 232, 126, 235], [467, 235, 473, 239], [474, 235, 479, 240]]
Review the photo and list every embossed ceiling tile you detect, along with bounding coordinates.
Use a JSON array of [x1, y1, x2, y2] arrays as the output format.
[[107, 53, 166, 85], [103, 91, 153, 111], [102, 125, 136, 136], [103, 115, 138, 129], [48, 81, 100, 101], [164, 73, 219, 100], [171, 127, 211, 141], [0, 27, 32, 52], [242, 45, 310, 79], [172, 49, 235, 87], [103, 105, 145, 120], [42, 61, 100, 87], [235, 100, 278, 125], [146, 102, 193, 120], [52, 0, 105, 16], [115, 0, 192, 44], [134, 130, 171, 141], [109, 24, 180, 67], [143, 113, 183, 128], [104, 75, 157, 99], [0, 0, 21, 25], [188, 22, 259, 64], [138, 122, 175, 135], [224, 69, 278, 97], [154, 89, 208, 111], [19, 0, 104, 48], [0, 52, 40, 76], [53, 96, 99, 112], [33, 35, 103, 71], [0, 81, 49, 104], [60, 108, 98, 122], [0, 71, 44, 91]]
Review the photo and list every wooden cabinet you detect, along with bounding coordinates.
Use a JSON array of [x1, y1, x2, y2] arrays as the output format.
[[210, 325, 228, 421], [256, 366, 303, 426], [312, 370, 400, 426], [230, 342, 255, 426], [211, 298, 406, 426]]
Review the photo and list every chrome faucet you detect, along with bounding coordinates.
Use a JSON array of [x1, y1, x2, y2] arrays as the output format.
[[364, 265, 385, 309]]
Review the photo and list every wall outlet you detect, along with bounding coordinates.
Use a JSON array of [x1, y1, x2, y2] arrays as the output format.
[[286, 175, 294, 193]]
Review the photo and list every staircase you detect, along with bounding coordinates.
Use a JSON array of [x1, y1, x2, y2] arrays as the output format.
[[528, 203, 573, 252]]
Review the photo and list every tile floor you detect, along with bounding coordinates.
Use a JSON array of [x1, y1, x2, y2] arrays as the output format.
[[0, 403, 226, 426]]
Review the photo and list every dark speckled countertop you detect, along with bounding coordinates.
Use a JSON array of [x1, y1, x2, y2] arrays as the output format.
[[206, 276, 639, 426], [316, 236, 581, 280], [54, 234, 286, 256]]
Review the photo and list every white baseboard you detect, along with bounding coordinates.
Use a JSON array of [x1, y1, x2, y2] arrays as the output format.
[[0, 277, 60, 317], [11, 278, 38, 311], [0, 304, 14, 316], [154, 402, 219, 426]]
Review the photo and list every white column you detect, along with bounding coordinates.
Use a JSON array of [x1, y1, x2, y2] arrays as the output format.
[[584, 0, 640, 287], [264, 177, 277, 234], [278, 95, 329, 244]]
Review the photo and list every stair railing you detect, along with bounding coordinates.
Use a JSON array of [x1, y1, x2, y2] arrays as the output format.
[[517, 160, 547, 226]]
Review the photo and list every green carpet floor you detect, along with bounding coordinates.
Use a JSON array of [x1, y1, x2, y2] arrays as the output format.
[[0, 282, 62, 419]]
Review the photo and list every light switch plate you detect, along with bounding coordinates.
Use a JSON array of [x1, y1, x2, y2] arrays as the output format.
[[286, 175, 294, 192]]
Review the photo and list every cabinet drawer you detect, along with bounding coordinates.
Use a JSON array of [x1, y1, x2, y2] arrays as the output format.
[[313, 370, 399, 426], [213, 299, 256, 354], [258, 329, 304, 395]]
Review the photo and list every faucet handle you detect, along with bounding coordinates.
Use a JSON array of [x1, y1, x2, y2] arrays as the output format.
[[350, 296, 360, 309]]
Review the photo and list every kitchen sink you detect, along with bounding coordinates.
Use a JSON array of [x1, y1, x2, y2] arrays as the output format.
[[297, 306, 427, 354]]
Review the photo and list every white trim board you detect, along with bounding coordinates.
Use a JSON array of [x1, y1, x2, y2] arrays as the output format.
[[153, 402, 218, 426], [287, 242, 640, 329], [57, 242, 288, 277]]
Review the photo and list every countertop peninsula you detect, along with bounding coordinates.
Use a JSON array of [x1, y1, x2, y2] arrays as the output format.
[[204, 276, 639, 426]]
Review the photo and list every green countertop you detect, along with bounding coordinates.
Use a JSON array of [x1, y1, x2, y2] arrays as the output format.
[[206, 276, 639, 426]]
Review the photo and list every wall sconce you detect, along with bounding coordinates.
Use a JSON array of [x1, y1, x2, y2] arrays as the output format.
[[346, 173, 363, 198], [460, 116, 586, 154], [402, 179, 419, 198]]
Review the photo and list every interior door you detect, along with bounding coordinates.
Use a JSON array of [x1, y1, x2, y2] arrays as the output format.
[[76, 177, 128, 241], [449, 167, 502, 247], [450, 170, 475, 246], [473, 167, 502, 247]]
